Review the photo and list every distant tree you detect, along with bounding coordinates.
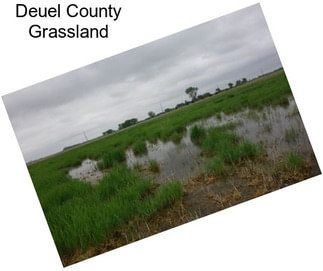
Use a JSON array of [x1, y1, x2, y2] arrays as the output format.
[[175, 103, 185, 109], [185, 87, 198, 102], [165, 108, 172, 113], [216, 88, 221, 93], [148, 111, 155, 118], [242, 78, 247, 84], [203, 92, 211, 98], [235, 80, 242, 87], [118, 118, 138, 130], [103, 129, 114, 136], [228, 83, 233, 88]]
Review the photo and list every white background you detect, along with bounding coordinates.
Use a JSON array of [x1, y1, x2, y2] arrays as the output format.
[[0, 0, 322, 270]]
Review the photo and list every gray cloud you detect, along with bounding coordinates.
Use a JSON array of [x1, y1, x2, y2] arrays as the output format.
[[2, 4, 282, 162]]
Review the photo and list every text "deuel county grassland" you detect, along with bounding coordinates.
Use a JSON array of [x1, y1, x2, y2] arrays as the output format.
[[16, 3, 122, 20]]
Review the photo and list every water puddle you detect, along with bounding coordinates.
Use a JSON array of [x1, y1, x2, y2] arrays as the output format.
[[127, 97, 314, 182], [126, 138, 205, 182], [70, 97, 315, 184], [68, 159, 103, 184], [191, 98, 312, 161]]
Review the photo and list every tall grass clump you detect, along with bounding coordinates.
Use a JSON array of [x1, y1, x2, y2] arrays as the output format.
[[152, 181, 182, 209], [215, 112, 222, 120], [160, 125, 186, 143], [202, 125, 238, 157], [39, 181, 93, 213], [284, 151, 304, 172], [190, 125, 206, 145], [207, 157, 225, 175], [279, 96, 290, 107], [98, 148, 126, 169], [133, 140, 148, 155], [202, 125, 264, 164], [239, 140, 264, 159], [44, 165, 183, 256], [148, 160, 160, 173], [170, 132, 183, 144], [97, 165, 139, 200]]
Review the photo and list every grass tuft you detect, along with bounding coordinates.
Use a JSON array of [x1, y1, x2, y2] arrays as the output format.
[[99, 148, 126, 169], [190, 125, 206, 145], [148, 160, 160, 173], [133, 140, 148, 155], [284, 151, 304, 172], [170, 132, 183, 144], [239, 140, 263, 159], [215, 112, 222, 120], [202, 126, 263, 163], [207, 157, 225, 175], [152, 181, 182, 209]]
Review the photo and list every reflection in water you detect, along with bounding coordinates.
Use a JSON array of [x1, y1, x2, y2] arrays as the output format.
[[126, 139, 205, 182]]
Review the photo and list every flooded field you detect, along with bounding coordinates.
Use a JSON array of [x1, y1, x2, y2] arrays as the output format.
[[69, 96, 317, 184], [27, 71, 321, 266], [64, 95, 320, 265]]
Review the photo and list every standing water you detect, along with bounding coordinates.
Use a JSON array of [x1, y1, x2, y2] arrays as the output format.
[[127, 97, 315, 182], [69, 97, 316, 183], [68, 159, 103, 184]]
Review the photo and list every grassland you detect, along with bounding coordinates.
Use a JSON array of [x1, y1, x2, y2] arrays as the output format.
[[28, 70, 312, 265]]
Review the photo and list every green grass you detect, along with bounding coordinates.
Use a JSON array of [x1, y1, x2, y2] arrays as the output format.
[[98, 148, 126, 169], [284, 151, 304, 172], [202, 125, 264, 164], [201, 124, 238, 157], [133, 140, 148, 155], [215, 112, 222, 120], [96, 160, 105, 170], [148, 160, 160, 173], [279, 96, 290, 107], [152, 181, 183, 209], [239, 140, 264, 159], [207, 157, 225, 175], [27, 70, 291, 258], [190, 125, 206, 145], [43, 165, 182, 256], [170, 131, 183, 144]]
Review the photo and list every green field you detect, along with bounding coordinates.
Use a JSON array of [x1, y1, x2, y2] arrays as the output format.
[[28, 70, 294, 262]]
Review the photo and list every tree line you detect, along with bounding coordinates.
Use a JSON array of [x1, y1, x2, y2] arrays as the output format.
[[102, 77, 249, 136]]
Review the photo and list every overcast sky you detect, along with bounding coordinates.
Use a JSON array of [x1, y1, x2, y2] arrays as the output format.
[[2, 4, 282, 163]]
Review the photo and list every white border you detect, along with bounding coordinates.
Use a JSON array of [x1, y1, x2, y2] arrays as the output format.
[[1, 1, 322, 270]]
